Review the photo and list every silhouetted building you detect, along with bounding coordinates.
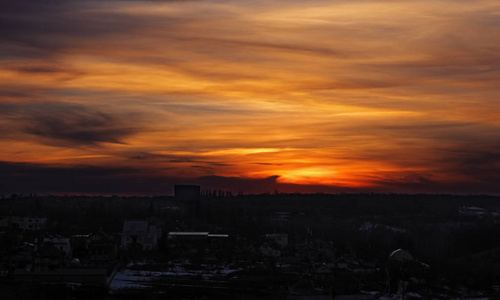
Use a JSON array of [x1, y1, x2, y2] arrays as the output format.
[[174, 185, 200, 201]]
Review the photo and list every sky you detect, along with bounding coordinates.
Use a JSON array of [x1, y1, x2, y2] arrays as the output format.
[[0, 0, 499, 195]]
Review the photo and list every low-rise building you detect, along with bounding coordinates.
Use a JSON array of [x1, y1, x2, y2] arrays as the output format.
[[88, 231, 118, 267], [265, 233, 288, 249], [168, 231, 209, 242], [41, 236, 71, 258], [259, 243, 280, 258], [20, 216, 47, 231], [0, 216, 22, 230], [32, 242, 64, 272], [121, 220, 161, 250]]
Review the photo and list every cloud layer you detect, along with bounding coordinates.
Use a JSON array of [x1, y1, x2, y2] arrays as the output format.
[[1, 0, 499, 195]]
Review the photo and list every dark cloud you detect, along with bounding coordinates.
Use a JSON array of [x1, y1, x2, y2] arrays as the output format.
[[9, 65, 71, 74], [0, 0, 68, 14], [168, 159, 194, 163], [366, 141, 500, 195], [128, 152, 231, 167], [0, 161, 278, 195], [0, 161, 305, 195], [18, 66, 59, 73], [0, 0, 208, 61], [0, 161, 168, 195], [252, 162, 283, 166], [210, 162, 232, 167], [25, 113, 133, 146], [375, 121, 498, 143], [370, 173, 500, 195], [186, 37, 346, 58], [377, 121, 477, 132], [191, 165, 215, 174], [0, 0, 151, 60], [443, 144, 500, 185], [1, 160, 499, 196], [1, 102, 138, 146], [28, 111, 134, 146], [451, 144, 500, 168], [0, 86, 41, 99], [129, 152, 197, 163]]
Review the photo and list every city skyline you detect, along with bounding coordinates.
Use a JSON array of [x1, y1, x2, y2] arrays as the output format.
[[1, 0, 499, 195]]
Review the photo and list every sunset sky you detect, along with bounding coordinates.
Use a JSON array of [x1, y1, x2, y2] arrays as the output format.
[[1, 0, 499, 195]]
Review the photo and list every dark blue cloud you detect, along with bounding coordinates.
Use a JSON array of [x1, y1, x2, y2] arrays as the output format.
[[1, 102, 138, 146], [1, 160, 499, 196]]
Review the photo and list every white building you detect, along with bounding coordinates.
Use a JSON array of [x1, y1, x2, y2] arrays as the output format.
[[40, 236, 71, 258], [121, 220, 162, 250]]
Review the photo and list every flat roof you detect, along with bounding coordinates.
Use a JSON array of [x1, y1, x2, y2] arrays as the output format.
[[208, 234, 229, 238], [168, 232, 209, 236]]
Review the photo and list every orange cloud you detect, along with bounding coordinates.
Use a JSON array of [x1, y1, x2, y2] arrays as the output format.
[[0, 0, 499, 194]]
